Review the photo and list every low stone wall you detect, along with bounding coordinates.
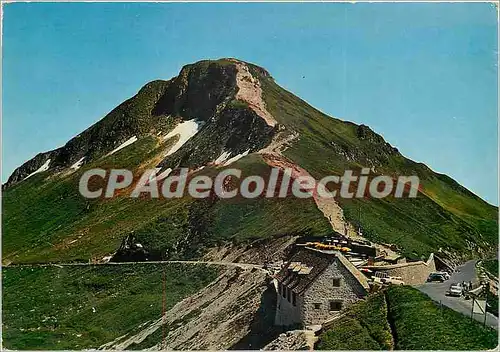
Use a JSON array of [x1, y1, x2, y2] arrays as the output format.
[[365, 254, 436, 285], [383, 262, 434, 285]]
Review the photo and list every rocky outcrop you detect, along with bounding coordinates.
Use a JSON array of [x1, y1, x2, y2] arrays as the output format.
[[157, 104, 276, 171], [111, 234, 149, 262], [154, 60, 278, 172], [262, 330, 311, 350], [152, 60, 238, 122], [3, 150, 60, 188]]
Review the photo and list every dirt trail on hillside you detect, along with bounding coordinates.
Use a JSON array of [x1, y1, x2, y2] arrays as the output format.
[[261, 153, 359, 238], [258, 129, 298, 156], [257, 125, 360, 240]]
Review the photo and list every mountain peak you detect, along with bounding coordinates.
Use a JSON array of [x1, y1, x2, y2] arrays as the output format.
[[180, 58, 272, 79], [3, 57, 498, 268], [4, 57, 277, 187]]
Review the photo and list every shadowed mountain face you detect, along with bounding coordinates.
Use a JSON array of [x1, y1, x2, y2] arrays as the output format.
[[2, 58, 497, 264]]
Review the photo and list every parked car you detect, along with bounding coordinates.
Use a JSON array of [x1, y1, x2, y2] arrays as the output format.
[[434, 271, 451, 280], [373, 271, 405, 286], [447, 283, 463, 297], [427, 273, 447, 282]]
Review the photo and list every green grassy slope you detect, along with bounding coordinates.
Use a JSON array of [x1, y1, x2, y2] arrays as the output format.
[[99, 154, 331, 261], [255, 67, 497, 259], [3, 137, 330, 264], [317, 286, 498, 350], [483, 259, 499, 277], [386, 286, 497, 350], [317, 293, 393, 350], [3, 136, 181, 263], [2, 263, 219, 350]]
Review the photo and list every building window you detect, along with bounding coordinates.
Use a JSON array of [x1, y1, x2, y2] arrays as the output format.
[[292, 291, 297, 306], [329, 300, 342, 311], [333, 278, 341, 287], [314, 303, 321, 309]]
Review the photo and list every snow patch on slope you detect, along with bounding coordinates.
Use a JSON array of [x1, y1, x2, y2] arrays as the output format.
[[107, 136, 138, 156], [163, 119, 204, 156], [70, 157, 85, 170], [148, 168, 173, 183], [223, 150, 250, 166], [214, 151, 232, 164], [24, 159, 51, 180]]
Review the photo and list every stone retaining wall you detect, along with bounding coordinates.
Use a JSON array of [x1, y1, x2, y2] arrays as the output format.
[[367, 254, 436, 285]]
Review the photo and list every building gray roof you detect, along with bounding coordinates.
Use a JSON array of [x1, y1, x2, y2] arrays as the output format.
[[275, 247, 370, 294]]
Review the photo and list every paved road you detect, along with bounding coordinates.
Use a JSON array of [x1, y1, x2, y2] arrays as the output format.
[[416, 260, 498, 330]]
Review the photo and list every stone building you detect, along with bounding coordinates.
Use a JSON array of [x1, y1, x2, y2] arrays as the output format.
[[274, 247, 370, 327]]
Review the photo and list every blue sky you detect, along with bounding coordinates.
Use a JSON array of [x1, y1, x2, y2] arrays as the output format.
[[2, 2, 498, 204]]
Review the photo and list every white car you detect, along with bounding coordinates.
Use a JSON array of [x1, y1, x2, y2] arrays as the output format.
[[373, 272, 405, 286], [448, 283, 463, 297], [435, 271, 451, 280]]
